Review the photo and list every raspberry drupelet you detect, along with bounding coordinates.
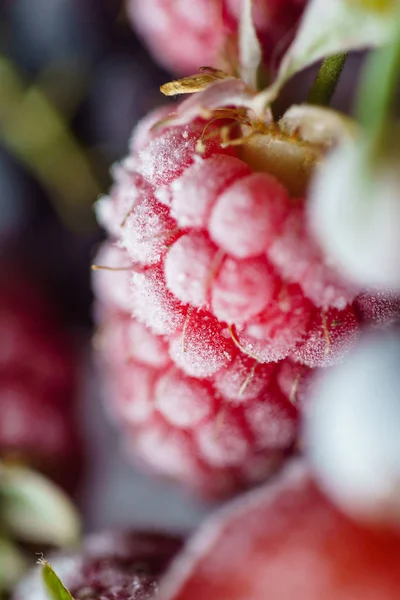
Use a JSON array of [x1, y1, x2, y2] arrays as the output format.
[[93, 97, 393, 498]]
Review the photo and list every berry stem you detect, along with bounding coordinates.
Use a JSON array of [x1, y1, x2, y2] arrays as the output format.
[[307, 53, 347, 106], [356, 14, 400, 159]]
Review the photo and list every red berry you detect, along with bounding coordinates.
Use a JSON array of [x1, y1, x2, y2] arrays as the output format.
[[213, 353, 276, 403], [292, 305, 360, 368], [92, 242, 134, 314], [355, 289, 400, 326], [159, 464, 400, 600], [276, 359, 315, 408]]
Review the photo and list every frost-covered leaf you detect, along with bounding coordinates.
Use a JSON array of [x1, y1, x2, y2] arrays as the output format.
[[41, 560, 74, 600], [258, 0, 399, 105], [0, 464, 80, 547], [238, 0, 262, 89], [279, 104, 358, 146], [0, 538, 28, 591]]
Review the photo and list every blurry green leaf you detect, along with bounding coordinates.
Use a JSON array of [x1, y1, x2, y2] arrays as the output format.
[[0, 464, 81, 547], [41, 560, 74, 600], [0, 537, 28, 592], [0, 56, 101, 232]]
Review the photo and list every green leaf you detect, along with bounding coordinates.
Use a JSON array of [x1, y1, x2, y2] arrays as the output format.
[[0, 464, 81, 547], [0, 538, 28, 591], [256, 0, 399, 106], [41, 560, 74, 600]]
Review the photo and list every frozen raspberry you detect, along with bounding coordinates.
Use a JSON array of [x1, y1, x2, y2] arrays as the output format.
[[170, 155, 251, 229], [267, 203, 357, 309], [355, 289, 400, 327], [169, 311, 234, 378], [0, 267, 80, 493], [159, 463, 400, 600], [126, 0, 306, 75], [93, 96, 359, 498], [292, 305, 360, 368], [130, 104, 178, 154], [131, 265, 187, 336], [209, 173, 290, 259], [276, 359, 315, 408], [236, 284, 313, 363], [13, 530, 183, 600]]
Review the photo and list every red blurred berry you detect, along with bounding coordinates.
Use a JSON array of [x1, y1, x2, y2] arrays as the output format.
[[159, 464, 400, 600]]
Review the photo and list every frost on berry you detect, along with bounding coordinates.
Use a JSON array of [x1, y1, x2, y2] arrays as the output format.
[[121, 193, 179, 266], [170, 155, 251, 229], [129, 103, 177, 153], [159, 463, 400, 600], [208, 173, 290, 259], [292, 305, 360, 368], [306, 330, 400, 527], [98, 313, 170, 369], [276, 359, 315, 408], [169, 311, 234, 378], [134, 120, 229, 189], [213, 353, 276, 403], [268, 203, 357, 309], [132, 418, 201, 482], [244, 387, 298, 450], [236, 284, 313, 363], [164, 232, 219, 308], [355, 289, 400, 327], [131, 265, 187, 336], [155, 367, 216, 428], [92, 242, 134, 313], [105, 361, 158, 426], [95, 169, 152, 239], [195, 411, 250, 468], [211, 256, 276, 324]]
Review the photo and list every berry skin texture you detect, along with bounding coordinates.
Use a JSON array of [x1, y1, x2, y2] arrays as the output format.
[[209, 173, 290, 259], [13, 530, 183, 600], [158, 463, 400, 600], [93, 101, 365, 498]]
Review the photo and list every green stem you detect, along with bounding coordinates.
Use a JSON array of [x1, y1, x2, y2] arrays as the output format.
[[356, 15, 400, 158], [307, 53, 348, 106]]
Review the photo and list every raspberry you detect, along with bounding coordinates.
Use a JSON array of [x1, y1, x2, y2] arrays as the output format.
[[292, 305, 360, 368], [13, 530, 183, 600], [0, 268, 80, 493], [209, 173, 290, 259], [93, 98, 358, 497], [267, 203, 357, 309], [159, 463, 400, 600], [126, 0, 306, 75], [236, 284, 313, 363]]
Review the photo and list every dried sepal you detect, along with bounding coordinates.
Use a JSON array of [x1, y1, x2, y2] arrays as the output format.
[[238, 0, 262, 90], [160, 68, 233, 97]]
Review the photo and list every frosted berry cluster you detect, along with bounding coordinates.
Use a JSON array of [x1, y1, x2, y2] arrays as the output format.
[[0, 268, 80, 492], [93, 106, 400, 497], [126, 0, 306, 75]]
